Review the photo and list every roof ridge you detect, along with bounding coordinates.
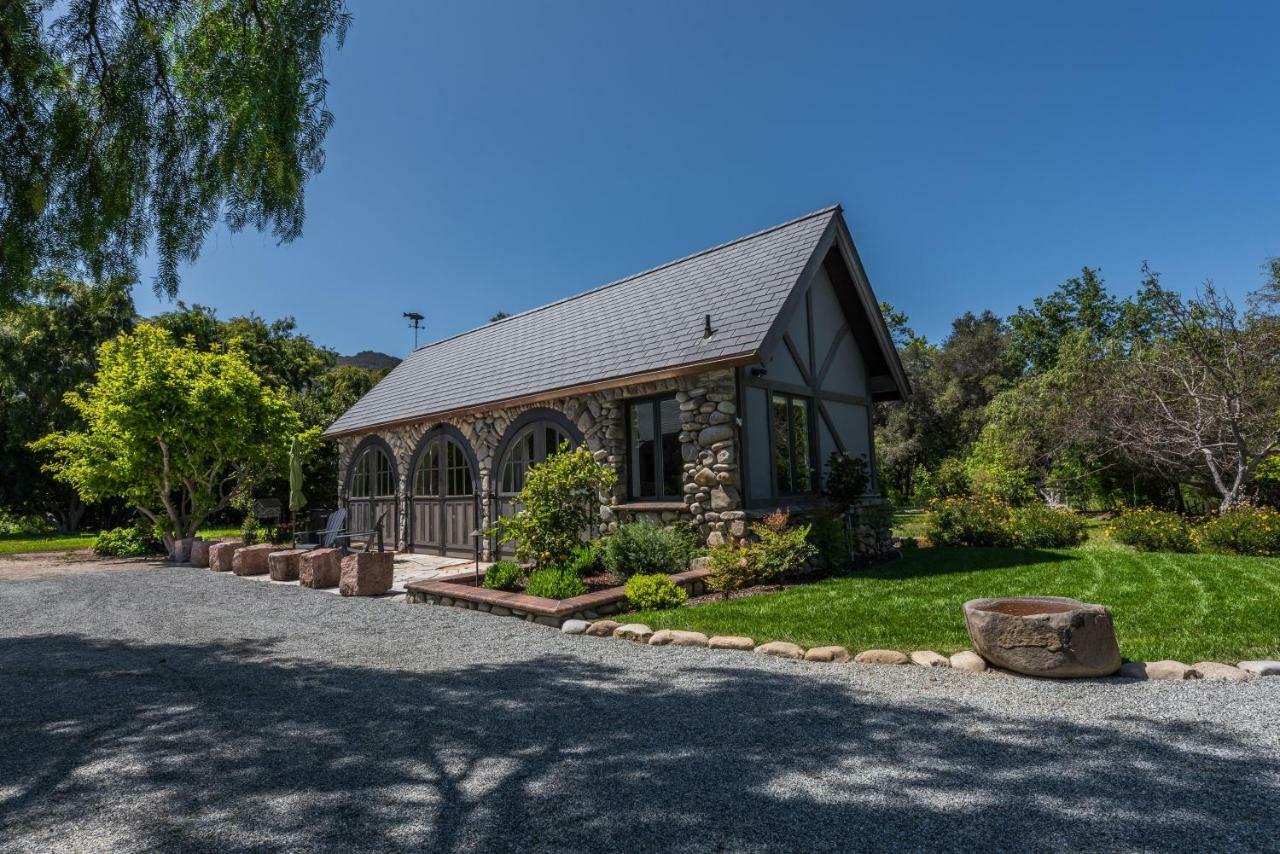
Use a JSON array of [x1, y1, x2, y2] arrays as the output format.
[[404, 203, 842, 357]]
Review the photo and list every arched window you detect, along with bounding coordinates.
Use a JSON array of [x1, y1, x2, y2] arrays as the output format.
[[350, 445, 395, 499]]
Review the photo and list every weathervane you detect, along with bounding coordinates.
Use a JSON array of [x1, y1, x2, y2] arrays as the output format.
[[403, 311, 424, 349]]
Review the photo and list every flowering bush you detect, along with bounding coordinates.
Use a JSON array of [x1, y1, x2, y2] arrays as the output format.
[[624, 573, 688, 610], [926, 496, 1014, 547], [705, 543, 757, 598], [748, 511, 818, 581], [1195, 506, 1280, 556], [1109, 508, 1196, 553], [1009, 505, 1087, 548]]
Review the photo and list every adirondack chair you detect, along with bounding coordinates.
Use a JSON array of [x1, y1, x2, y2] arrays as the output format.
[[296, 508, 348, 552], [338, 510, 387, 554]]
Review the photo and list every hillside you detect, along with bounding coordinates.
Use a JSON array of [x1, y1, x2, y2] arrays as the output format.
[[337, 350, 401, 372]]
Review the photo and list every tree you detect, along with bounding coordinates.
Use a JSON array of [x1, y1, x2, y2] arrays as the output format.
[[0, 271, 134, 530], [1095, 265, 1280, 510], [496, 445, 617, 567], [0, 0, 350, 304], [33, 323, 299, 547]]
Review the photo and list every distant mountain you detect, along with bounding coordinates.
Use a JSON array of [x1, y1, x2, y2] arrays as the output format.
[[337, 350, 401, 372]]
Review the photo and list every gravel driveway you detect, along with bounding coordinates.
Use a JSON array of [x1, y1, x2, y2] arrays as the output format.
[[1, 565, 1277, 853]]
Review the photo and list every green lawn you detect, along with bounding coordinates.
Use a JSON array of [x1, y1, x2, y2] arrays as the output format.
[[631, 545, 1280, 663], [0, 526, 242, 557]]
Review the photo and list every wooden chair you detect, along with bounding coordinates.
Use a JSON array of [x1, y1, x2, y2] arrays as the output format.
[[296, 508, 348, 552], [338, 511, 386, 554]]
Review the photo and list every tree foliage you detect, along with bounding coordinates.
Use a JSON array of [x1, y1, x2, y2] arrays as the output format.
[[33, 323, 299, 541], [0, 271, 134, 529], [497, 445, 617, 567], [0, 0, 350, 304]]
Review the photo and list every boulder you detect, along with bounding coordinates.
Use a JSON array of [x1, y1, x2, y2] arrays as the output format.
[[298, 548, 342, 589], [267, 549, 306, 582], [803, 646, 851, 663], [963, 596, 1121, 678], [167, 536, 196, 563], [754, 641, 805, 660], [949, 651, 988, 673], [1121, 660, 1201, 681], [207, 541, 245, 573], [231, 543, 276, 576], [1193, 661, 1250, 682], [585, 620, 620, 637], [697, 425, 734, 447], [707, 635, 755, 651], [649, 629, 709, 648], [855, 649, 910, 665], [613, 623, 654, 643], [339, 551, 394, 596], [910, 650, 951, 668], [189, 539, 214, 569], [1237, 660, 1280, 677], [561, 619, 590, 635]]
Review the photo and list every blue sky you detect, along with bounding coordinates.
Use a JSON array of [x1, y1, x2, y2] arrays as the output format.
[[135, 1, 1280, 356]]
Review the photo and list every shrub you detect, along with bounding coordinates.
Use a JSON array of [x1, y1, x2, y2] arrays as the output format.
[[1195, 506, 1280, 556], [705, 543, 758, 598], [749, 511, 818, 581], [624, 573, 689, 610], [482, 560, 524, 592], [0, 509, 53, 536], [926, 496, 1013, 547], [806, 509, 852, 573], [93, 525, 163, 557], [496, 445, 617, 567], [1009, 505, 1087, 548], [566, 541, 606, 577], [524, 567, 588, 600], [603, 522, 697, 579], [823, 452, 870, 507], [1109, 508, 1196, 553]]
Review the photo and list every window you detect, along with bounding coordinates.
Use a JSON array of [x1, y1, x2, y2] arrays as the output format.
[[772, 393, 814, 494], [445, 440, 473, 496], [351, 447, 394, 499], [498, 423, 570, 495], [627, 395, 683, 500], [413, 443, 440, 497]]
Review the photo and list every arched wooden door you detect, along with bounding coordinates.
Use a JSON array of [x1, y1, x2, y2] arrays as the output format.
[[492, 415, 576, 558], [408, 430, 478, 557], [347, 442, 397, 548]]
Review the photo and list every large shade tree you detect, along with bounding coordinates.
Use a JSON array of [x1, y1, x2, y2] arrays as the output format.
[[33, 323, 299, 548], [0, 0, 350, 304]]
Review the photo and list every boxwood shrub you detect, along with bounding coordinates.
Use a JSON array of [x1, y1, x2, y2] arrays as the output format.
[[603, 522, 697, 579], [482, 559, 524, 592], [1109, 508, 1196, 553], [624, 573, 688, 610], [1195, 506, 1280, 556]]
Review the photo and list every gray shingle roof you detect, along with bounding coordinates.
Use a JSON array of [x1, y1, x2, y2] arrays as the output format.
[[324, 205, 841, 437]]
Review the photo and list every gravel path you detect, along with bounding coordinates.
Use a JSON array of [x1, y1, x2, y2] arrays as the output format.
[[1, 565, 1277, 853]]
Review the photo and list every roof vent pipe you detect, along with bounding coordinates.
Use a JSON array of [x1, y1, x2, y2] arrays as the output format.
[[703, 313, 716, 339]]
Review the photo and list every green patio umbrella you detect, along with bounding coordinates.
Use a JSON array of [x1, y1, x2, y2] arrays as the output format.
[[288, 436, 306, 514]]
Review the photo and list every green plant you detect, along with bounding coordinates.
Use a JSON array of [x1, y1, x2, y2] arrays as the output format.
[[926, 496, 1014, 547], [0, 509, 53, 536], [1195, 506, 1280, 556], [524, 567, 588, 600], [1109, 508, 1196, 553], [624, 573, 689, 610], [1009, 505, 1087, 548], [240, 517, 263, 546], [805, 509, 852, 573], [495, 445, 617, 567], [705, 543, 758, 598], [749, 511, 818, 581], [566, 541, 606, 577], [603, 522, 697, 579], [482, 560, 524, 592], [823, 452, 870, 506], [93, 525, 163, 557]]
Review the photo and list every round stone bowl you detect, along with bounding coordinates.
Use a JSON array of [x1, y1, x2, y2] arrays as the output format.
[[962, 596, 1122, 678]]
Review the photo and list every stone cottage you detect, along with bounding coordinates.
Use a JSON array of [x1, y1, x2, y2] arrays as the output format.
[[323, 205, 909, 559]]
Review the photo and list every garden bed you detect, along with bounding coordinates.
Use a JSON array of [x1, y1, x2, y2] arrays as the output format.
[[405, 566, 711, 627]]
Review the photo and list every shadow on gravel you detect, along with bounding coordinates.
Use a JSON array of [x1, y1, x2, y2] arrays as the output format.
[[0, 634, 1276, 852]]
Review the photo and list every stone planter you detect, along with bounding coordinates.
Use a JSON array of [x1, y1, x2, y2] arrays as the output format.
[[963, 596, 1121, 678]]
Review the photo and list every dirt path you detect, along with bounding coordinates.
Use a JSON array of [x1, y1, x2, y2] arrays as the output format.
[[0, 550, 167, 581]]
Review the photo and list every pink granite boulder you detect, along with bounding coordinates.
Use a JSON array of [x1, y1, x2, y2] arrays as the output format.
[[231, 542, 276, 576], [189, 539, 213, 568], [298, 548, 342, 589], [340, 551, 394, 596], [268, 549, 306, 581], [208, 541, 245, 572]]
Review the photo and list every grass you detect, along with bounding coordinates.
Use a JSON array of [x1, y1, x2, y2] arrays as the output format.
[[630, 545, 1280, 663], [0, 525, 243, 557]]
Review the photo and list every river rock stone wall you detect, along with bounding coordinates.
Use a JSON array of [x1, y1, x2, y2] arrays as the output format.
[[334, 368, 747, 558]]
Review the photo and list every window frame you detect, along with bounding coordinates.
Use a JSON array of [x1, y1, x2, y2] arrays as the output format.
[[624, 392, 684, 502], [769, 392, 817, 498]]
